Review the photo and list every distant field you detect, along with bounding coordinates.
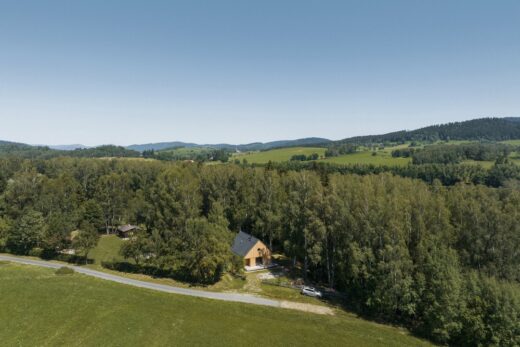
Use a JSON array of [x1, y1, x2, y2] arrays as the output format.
[[159, 146, 212, 155], [233, 145, 411, 167], [230, 141, 520, 167], [460, 160, 495, 169], [233, 147, 327, 164], [501, 139, 520, 145], [0, 263, 432, 347], [323, 150, 411, 166]]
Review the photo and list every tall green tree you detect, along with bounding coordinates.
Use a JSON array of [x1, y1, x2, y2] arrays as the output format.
[[95, 173, 132, 233], [73, 222, 100, 263], [7, 209, 46, 254]]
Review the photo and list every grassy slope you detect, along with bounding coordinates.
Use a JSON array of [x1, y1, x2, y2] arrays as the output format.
[[232, 141, 520, 167], [233, 146, 410, 166], [233, 147, 327, 164], [0, 263, 432, 347]]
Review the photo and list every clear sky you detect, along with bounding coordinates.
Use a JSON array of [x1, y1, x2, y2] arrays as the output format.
[[1, 0, 519, 146]]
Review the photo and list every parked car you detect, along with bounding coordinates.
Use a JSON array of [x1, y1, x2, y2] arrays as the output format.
[[301, 286, 323, 298]]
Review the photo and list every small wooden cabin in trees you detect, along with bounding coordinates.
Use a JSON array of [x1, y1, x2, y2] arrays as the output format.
[[117, 224, 139, 238], [231, 231, 272, 269]]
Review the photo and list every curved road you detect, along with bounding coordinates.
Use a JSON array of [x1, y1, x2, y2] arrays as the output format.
[[0, 254, 281, 308]]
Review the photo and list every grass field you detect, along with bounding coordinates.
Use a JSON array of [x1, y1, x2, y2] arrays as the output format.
[[233, 146, 411, 167], [0, 263, 433, 347], [233, 147, 327, 164], [322, 150, 411, 166], [88, 234, 124, 267], [159, 146, 213, 155], [231, 140, 520, 167]]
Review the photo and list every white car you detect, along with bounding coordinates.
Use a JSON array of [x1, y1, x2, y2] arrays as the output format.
[[301, 286, 323, 298]]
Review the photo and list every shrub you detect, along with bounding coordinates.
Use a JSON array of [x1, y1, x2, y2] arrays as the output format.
[[55, 267, 75, 275], [28, 247, 44, 257]]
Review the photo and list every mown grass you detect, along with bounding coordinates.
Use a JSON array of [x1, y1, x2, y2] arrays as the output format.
[[0, 263, 433, 347], [233, 147, 327, 164], [88, 234, 125, 267]]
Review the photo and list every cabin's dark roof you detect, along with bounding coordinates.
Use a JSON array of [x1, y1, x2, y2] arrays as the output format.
[[118, 224, 139, 233], [231, 231, 260, 257]]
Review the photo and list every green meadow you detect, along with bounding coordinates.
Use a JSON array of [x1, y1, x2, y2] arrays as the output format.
[[231, 140, 520, 167], [234, 147, 327, 164], [0, 262, 433, 347], [233, 146, 411, 166]]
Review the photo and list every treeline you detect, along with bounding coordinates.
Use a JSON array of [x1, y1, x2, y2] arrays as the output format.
[[324, 143, 358, 157], [260, 160, 520, 188], [404, 143, 515, 165], [290, 153, 320, 161], [0, 144, 140, 159], [68, 145, 140, 158], [0, 158, 519, 345], [143, 147, 231, 162]]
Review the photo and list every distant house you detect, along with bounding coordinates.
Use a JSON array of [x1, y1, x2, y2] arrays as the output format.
[[232, 231, 272, 270], [117, 224, 139, 238]]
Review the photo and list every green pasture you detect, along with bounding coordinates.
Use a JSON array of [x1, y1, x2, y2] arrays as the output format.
[[0, 263, 433, 347]]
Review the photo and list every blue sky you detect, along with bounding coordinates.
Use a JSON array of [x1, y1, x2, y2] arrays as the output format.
[[1, 0, 519, 146]]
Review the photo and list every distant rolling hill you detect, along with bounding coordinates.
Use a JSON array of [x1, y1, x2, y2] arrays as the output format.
[[127, 141, 199, 152], [0, 140, 30, 148], [2, 117, 519, 157], [127, 137, 332, 152], [47, 144, 90, 151], [332, 117, 520, 145]]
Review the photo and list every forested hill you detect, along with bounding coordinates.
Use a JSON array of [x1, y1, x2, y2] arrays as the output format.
[[0, 140, 30, 148], [0, 144, 139, 159], [334, 117, 520, 145], [127, 137, 331, 152]]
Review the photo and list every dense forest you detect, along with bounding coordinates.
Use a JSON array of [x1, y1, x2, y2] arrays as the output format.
[[0, 157, 518, 345], [0, 144, 139, 159], [333, 117, 520, 146], [259, 160, 520, 188], [391, 143, 517, 165], [142, 147, 231, 162]]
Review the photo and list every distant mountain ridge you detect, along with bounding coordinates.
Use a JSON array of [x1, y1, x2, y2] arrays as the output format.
[[47, 144, 91, 151], [2, 117, 520, 155], [127, 137, 332, 152]]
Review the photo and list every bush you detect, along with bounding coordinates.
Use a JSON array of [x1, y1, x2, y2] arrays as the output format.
[[55, 267, 75, 275], [28, 247, 44, 257]]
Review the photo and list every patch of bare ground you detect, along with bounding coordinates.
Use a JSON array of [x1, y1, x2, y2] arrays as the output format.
[[280, 301, 335, 315]]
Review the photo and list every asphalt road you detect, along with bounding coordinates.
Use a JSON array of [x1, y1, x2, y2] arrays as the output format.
[[0, 254, 281, 308]]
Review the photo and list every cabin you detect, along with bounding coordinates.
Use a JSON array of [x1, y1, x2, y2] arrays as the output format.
[[231, 231, 271, 270], [117, 224, 139, 238]]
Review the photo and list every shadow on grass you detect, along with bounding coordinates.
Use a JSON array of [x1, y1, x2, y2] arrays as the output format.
[[101, 260, 220, 286]]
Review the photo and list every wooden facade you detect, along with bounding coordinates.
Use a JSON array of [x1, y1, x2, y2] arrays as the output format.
[[243, 240, 272, 267], [231, 231, 272, 268]]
